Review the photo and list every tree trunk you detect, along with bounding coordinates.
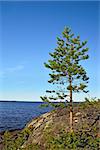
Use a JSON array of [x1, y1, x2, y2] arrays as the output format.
[[69, 78, 73, 132]]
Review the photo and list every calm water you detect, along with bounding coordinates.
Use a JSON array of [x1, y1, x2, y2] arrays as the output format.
[[0, 101, 53, 132]]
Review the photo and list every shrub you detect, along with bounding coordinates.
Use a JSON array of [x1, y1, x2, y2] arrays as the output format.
[[43, 128, 100, 150]]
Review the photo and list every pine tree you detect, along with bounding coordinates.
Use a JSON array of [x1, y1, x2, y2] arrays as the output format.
[[40, 27, 89, 132]]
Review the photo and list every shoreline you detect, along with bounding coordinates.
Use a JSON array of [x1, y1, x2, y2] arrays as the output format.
[[0, 128, 22, 135]]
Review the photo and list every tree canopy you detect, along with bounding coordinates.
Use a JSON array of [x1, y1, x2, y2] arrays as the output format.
[[41, 27, 89, 105]]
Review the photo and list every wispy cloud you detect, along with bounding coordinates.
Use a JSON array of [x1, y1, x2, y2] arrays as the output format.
[[0, 65, 24, 78], [6, 65, 24, 73], [0, 71, 5, 78]]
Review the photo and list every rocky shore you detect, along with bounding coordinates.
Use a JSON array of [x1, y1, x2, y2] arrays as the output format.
[[0, 100, 100, 150]]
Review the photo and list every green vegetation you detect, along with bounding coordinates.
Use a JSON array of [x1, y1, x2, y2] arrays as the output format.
[[40, 27, 89, 131], [2, 126, 100, 150], [3, 128, 31, 150], [79, 97, 100, 109], [43, 128, 100, 150], [2, 100, 100, 150]]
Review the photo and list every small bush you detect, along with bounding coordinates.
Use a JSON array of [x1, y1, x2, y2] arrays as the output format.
[[43, 128, 100, 150], [3, 128, 31, 150]]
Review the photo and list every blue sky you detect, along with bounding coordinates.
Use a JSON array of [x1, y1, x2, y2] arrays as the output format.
[[0, 1, 100, 101]]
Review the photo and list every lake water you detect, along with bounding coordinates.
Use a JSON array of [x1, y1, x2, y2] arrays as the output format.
[[0, 101, 53, 132]]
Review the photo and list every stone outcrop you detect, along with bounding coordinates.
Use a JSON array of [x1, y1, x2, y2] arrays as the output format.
[[21, 103, 100, 149], [1, 101, 100, 150]]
